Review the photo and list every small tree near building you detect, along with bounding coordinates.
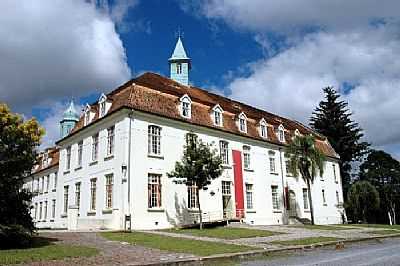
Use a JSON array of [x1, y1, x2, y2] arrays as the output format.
[[286, 134, 326, 225], [0, 103, 44, 248], [167, 133, 223, 229], [346, 181, 380, 223]]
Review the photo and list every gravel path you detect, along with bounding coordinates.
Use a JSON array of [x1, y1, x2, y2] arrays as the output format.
[[24, 231, 196, 266]]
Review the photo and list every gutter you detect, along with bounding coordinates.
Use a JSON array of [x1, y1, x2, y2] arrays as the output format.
[[279, 147, 288, 225], [127, 110, 133, 229]]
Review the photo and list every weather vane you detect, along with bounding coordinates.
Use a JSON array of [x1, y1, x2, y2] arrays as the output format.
[[175, 27, 184, 39]]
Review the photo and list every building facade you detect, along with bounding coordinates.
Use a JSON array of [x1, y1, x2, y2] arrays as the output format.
[[25, 38, 345, 230]]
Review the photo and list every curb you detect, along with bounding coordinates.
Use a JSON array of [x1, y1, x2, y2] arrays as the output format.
[[140, 233, 400, 266]]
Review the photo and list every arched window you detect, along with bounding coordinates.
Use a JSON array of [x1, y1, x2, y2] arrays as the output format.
[[84, 104, 91, 126], [212, 104, 223, 126], [259, 118, 268, 138], [278, 124, 285, 142], [180, 94, 191, 119], [238, 112, 247, 133], [98, 93, 107, 117]]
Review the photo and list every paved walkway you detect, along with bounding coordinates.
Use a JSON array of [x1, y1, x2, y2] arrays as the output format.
[[29, 232, 196, 266]]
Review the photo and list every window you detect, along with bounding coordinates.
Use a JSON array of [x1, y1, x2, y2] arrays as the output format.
[[75, 182, 81, 211], [246, 184, 254, 209], [63, 186, 69, 214], [238, 113, 247, 133], [84, 104, 91, 126], [92, 133, 99, 161], [100, 101, 106, 117], [278, 125, 285, 142], [44, 201, 48, 220], [336, 191, 340, 204], [41, 177, 44, 193], [219, 140, 229, 165], [271, 186, 280, 210], [222, 181, 231, 195], [187, 185, 199, 209], [105, 174, 113, 209], [148, 174, 162, 208], [148, 125, 161, 155], [46, 175, 50, 192], [90, 179, 97, 211], [39, 202, 43, 220], [52, 199, 56, 219], [176, 63, 182, 74], [269, 152, 276, 173], [77, 141, 83, 167], [34, 203, 38, 220], [66, 146, 71, 170], [333, 164, 338, 183], [212, 105, 223, 126], [185, 132, 198, 147], [303, 188, 309, 209], [322, 189, 326, 205], [53, 172, 57, 190], [260, 122, 267, 138], [285, 160, 292, 176], [180, 95, 191, 118], [107, 126, 115, 156], [42, 153, 48, 168], [243, 146, 251, 169]]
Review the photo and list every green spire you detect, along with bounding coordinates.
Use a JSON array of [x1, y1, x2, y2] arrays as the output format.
[[60, 100, 79, 138], [169, 36, 189, 61]]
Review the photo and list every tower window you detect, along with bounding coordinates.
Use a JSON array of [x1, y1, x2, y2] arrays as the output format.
[[176, 63, 182, 74]]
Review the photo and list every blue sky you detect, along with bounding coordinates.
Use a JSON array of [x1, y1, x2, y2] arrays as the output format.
[[1, 0, 400, 158]]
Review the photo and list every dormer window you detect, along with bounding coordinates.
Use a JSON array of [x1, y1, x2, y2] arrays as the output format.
[[294, 129, 301, 137], [84, 104, 91, 126], [259, 119, 268, 138], [278, 124, 285, 142], [238, 112, 247, 133], [42, 152, 49, 168], [99, 93, 107, 118], [180, 94, 191, 119], [212, 104, 223, 126]]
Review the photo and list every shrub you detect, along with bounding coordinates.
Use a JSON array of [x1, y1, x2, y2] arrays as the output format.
[[0, 224, 33, 249]]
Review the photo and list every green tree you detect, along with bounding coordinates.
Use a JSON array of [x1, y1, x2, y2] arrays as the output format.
[[286, 134, 326, 225], [310, 87, 369, 197], [346, 181, 380, 223], [167, 133, 223, 229], [0, 103, 44, 234], [359, 150, 400, 224]]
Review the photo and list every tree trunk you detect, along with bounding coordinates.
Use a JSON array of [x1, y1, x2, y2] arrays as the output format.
[[393, 203, 396, 225], [306, 179, 315, 225], [196, 185, 203, 230]]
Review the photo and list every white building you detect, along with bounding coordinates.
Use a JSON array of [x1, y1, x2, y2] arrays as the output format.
[[26, 38, 345, 230]]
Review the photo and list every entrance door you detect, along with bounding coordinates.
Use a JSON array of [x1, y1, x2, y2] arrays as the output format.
[[232, 150, 245, 218], [222, 181, 233, 219], [288, 190, 298, 217]]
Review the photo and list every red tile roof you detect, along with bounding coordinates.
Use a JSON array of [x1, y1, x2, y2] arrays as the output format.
[[60, 72, 339, 159], [32, 147, 59, 174]]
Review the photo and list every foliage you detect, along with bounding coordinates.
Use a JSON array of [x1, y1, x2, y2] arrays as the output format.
[[0, 225, 33, 249], [359, 149, 400, 224], [310, 87, 369, 196], [167, 132, 223, 229], [0, 103, 44, 235], [101, 231, 256, 256], [346, 181, 380, 223], [286, 134, 326, 225]]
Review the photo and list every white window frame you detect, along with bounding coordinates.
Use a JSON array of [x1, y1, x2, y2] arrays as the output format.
[[66, 146, 71, 170], [245, 184, 254, 209], [84, 104, 91, 126], [269, 152, 276, 173], [107, 126, 115, 156], [92, 133, 99, 162], [180, 94, 192, 119], [75, 182, 81, 211], [322, 189, 327, 205], [219, 140, 229, 165], [53, 172, 57, 191], [148, 125, 161, 155], [259, 119, 268, 138], [90, 178, 97, 211], [187, 185, 199, 209], [105, 174, 113, 209], [98, 94, 107, 118], [176, 62, 182, 74], [211, 104, 223, 126], [238, 112, 247, 133], [148, 174, 162, 208], [333, 163, 338, 183], [243, 145, 251, 170], [271, 186, 280, 210], [77, 141, 83, 167], [278, 124, 285, 142], [51, 199, 56, 219], [303, 188, 309, 209], [63, 186, 69, 215]]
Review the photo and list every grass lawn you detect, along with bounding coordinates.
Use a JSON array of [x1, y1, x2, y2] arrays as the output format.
[[0, 237, 98, 265], [292, 224, 352, 231], [164, 227, 280, 239], [101, 231, 257, 256], [271, 237, 341, 246], [342, 224, 400, 230], [367, 230, 400, 235]]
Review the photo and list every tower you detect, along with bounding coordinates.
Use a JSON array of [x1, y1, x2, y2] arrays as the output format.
[[60, 100, 79, 138], [169, 36, 191, 86]]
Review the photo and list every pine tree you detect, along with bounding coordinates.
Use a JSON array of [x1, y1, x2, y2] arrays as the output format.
[[310, 87, 369, 197]]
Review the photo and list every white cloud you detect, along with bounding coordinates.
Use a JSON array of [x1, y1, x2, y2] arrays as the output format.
[[181, 0, 400, 32], [0, 0, 132, 113]]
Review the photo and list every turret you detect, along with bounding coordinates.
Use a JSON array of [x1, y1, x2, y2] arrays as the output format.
[[169, 36, 191, 86], [60, 101, 79, 138]]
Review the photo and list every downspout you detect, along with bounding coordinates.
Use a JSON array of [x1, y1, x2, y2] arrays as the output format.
[[279, 147, 288, 224], [127, 110, 133, 229]]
